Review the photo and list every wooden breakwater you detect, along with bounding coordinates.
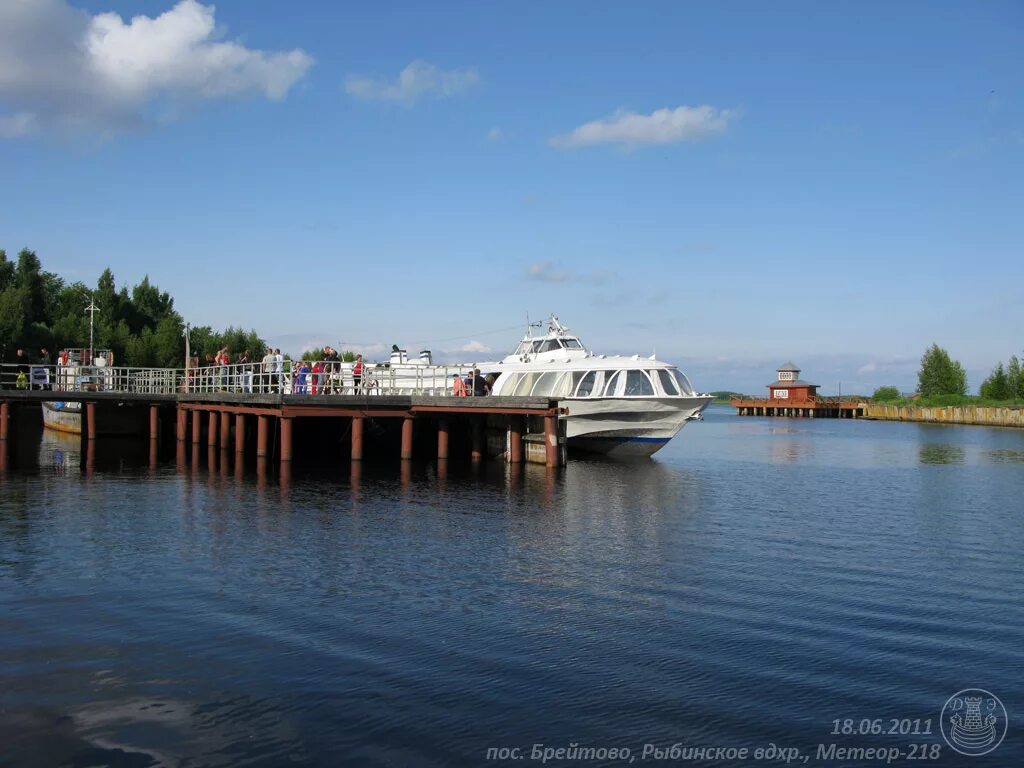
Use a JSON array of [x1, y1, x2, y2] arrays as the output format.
[[863, 403, 1024, 428]]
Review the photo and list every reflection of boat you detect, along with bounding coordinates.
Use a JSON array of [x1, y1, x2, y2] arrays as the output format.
[[38, 427, 81, 470], [42, 401, 82, 434]]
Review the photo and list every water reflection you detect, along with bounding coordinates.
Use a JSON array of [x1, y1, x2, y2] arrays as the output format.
[[982, 448, 1024, 464], [918, 443, 966, 465], [3, 414, 1024, 767], [37, 430, 81, 472]]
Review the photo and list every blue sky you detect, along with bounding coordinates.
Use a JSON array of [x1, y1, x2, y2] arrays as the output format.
[[1, 1, 1021, 393]]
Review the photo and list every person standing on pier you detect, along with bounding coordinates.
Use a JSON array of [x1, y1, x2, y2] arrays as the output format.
[[353, 355, 363, 392], [216, 346, 230, 390], [237, 351, 252, 393], [472, 368, 488, 396], [274, 349, 284, 393], [261, 348, 274, 392]]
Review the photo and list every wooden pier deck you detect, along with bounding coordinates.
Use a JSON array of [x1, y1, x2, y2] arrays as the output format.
[[0, 386, 567, 473], [730, 397, 865, 419]]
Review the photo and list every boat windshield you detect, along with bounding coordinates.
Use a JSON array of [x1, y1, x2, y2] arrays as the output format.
[[624, 370, 655, 396], [530, 339, 561, 353], [563, 338, 583, 350], [672, 369, 695, 395], [655, 369, 680, 396]]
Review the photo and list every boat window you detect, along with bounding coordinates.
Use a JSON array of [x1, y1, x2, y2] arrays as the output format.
[[624, 370, 655, 396], [553, 372, 572, 397], [656, 369, 679, 396], [672, 369, 695, 395], [530, 371, 562, 396], [572, 371, 595, 397], [499, 373, 520, 394], [536, 339, 561, 353], [530, 340, 544, 353], [564, 338, 583, 350], [513, 372, 539, 396], [603, 371, 622, 397]]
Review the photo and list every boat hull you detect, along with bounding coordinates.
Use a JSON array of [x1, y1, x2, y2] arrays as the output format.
[[560, 395, 711, 457], [42, 402, 82, 435]]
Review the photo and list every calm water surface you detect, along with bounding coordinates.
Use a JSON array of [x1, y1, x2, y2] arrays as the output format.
[[2, 406, 1022, 766]]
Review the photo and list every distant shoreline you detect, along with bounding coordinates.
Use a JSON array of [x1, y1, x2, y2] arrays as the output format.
[[863, 403, 1024, 429]]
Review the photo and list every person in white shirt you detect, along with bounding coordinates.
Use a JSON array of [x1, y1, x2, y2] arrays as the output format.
[[274, 349, 284, 393], [261, 348, 275, 393]]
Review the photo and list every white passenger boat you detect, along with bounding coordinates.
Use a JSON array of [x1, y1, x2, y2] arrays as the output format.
[[482, 317, 711, 457], [384, 317, 711, 457]]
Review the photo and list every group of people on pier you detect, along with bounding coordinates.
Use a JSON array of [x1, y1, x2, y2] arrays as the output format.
[[186, 345, 491, 398], [188, 346, 364, 395]]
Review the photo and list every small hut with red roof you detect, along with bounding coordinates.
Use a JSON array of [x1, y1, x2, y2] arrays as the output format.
[[767, 362, 818, 404]]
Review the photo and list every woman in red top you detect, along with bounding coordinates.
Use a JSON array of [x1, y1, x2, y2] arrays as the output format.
[[352, 355, 363, 392]]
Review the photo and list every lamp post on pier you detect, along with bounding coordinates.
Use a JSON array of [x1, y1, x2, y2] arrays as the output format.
[[84, 299, 99, 363]]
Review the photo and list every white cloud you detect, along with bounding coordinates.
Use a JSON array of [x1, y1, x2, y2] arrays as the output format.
[[455, 341, 492, 354], [344, 59, 479, 105], [487, 126, 502, 141], [857, 362, 878, 375], [549, 105, 736, 149], [0, 0, 312, 138], [525, 261, 612, 286], [527, 261, 571, 283], [0, 112, 35, 138]]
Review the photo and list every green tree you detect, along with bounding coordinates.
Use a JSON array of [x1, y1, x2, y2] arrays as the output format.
[[917, 344, 967, 397], [872, 385, 901, 402], [979, 363, 1010, 400], [0, 285, 28, 360], [0, 246, 266, 369], [0, 250, 14, 293], [152, 315, 185, 367], [15, 248, 47, 323], [1009, 355, 1023, 400]]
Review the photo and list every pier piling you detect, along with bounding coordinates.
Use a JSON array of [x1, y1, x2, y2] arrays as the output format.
[[401, 415, 414, 460], [351, 416, 364, 461], [257, 415, 269, 457], [437, 419, 449, 460], [509, 417, 523, 464], [235, 414, 246, 454], [544, 414, 558, 468], [280, 417, 293, 463], [219, 410, 230, 449]]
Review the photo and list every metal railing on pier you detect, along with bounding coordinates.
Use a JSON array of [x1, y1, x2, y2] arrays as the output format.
[[186, 361, 490, 396], [1, 361, 494, 398], [1, 363, 183, 395]]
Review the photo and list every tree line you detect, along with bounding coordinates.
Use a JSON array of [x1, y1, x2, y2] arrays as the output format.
[[0, 248, 266, 368], [872, 343, 1023, 402]]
